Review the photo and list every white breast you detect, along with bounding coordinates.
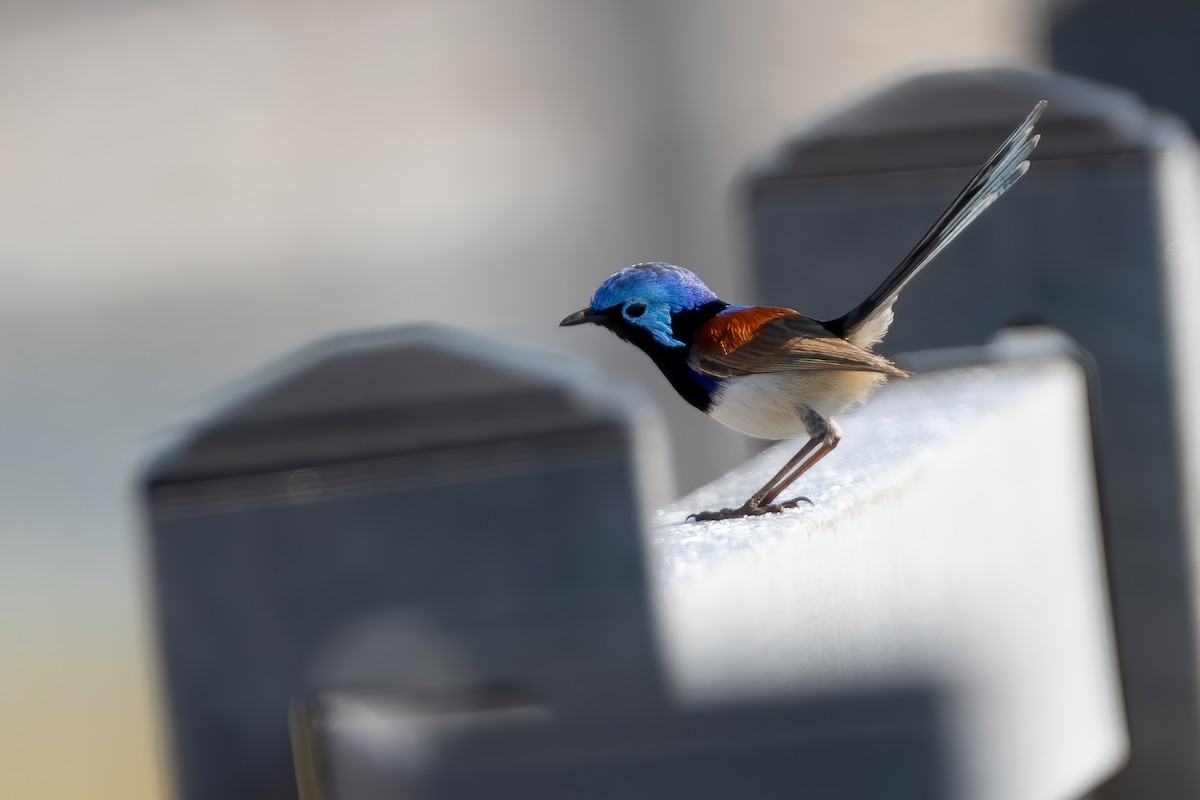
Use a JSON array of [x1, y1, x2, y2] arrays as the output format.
[[708, 370, 889, 440]]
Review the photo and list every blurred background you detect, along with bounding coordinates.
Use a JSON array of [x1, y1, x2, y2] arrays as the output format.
[[0, 0, 1149, 797]]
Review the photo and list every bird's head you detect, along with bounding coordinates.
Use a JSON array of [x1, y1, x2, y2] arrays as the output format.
[[559, 262, 720, 349]]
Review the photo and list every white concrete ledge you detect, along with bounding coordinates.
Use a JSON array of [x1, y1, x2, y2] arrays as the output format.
[[649, 330, 1126, 800]]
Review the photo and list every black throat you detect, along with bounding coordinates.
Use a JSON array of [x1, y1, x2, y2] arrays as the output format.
[[605, 300, 728, 412]]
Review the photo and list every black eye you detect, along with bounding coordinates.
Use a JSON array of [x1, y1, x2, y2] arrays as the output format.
[[625, 302, 647, 318]]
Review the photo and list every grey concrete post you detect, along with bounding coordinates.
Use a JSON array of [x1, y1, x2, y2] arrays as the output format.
[[141, 324, 670, 800], [294, 687, 949, 800], [743, 67, 1200, 799], [1051, 0, 1200, 137]]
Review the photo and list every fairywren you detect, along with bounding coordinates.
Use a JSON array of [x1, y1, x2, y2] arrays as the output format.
[[562, 101, 1045, 521]]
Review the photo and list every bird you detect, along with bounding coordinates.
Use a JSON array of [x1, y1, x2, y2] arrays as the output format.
[[561, 100, 1046, 521]]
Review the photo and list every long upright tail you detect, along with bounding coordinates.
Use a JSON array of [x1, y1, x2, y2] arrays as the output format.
[[829, 100, 1046, 347]]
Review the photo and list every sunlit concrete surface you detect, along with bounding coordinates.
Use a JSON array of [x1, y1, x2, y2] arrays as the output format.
[[651, 336, 1126, 800]]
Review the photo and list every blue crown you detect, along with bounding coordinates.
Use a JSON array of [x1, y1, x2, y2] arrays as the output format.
[[590, 262, 719, 348]]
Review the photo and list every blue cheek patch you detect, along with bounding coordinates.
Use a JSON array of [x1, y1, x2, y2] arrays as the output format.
[[641, 306, 686, 348]]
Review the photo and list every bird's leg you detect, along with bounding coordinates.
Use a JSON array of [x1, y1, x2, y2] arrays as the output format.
[[759, 414, 841, 508], [758, 436, 838, 507], [745, 436, 822, 507], [688, 412, 839, 522], [687, 439, 819, 522]]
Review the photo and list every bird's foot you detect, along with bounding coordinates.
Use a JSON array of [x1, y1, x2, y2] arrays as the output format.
[[778, 495, 814, 509], [687, 496, 812, 522]]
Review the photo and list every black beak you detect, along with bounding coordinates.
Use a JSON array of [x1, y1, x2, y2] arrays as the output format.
[[559, 308, 605, 327]]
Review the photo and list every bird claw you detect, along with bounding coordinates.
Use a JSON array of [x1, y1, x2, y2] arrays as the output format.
[[778, 495, 813, 509], [687, 496, 812, 522]]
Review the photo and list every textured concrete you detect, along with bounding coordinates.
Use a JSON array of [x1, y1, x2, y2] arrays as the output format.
[[650, 332, 1126, 800]]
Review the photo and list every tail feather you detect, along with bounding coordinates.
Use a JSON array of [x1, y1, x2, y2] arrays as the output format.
[[831, 100, 1046, 347]]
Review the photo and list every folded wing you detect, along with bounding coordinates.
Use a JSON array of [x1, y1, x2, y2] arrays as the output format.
[[690, 307, 909, 378]]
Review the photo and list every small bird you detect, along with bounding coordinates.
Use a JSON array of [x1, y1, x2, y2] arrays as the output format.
[[561, 101, 1045, 521]]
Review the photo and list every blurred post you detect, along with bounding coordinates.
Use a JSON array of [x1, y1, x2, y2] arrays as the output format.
[[743, 66, 1200, 798], [291, 687, 949, 800], [1051, 0, 1200, 136], [141, 325, 670, 800]]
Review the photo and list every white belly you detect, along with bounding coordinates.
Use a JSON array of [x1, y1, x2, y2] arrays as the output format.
[[708, 371, 889, 440]]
